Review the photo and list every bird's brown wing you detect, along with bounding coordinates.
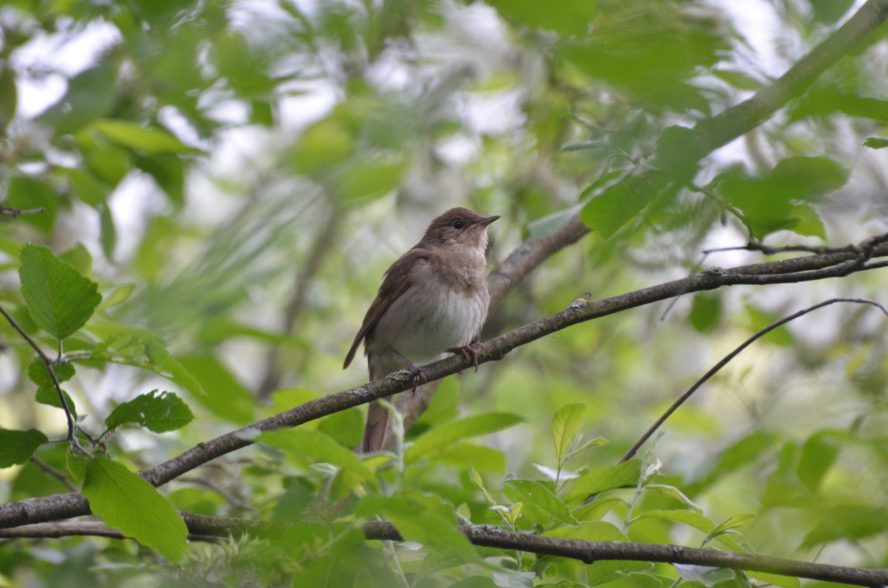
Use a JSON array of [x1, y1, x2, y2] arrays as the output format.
[[343, 248, 430, 369]]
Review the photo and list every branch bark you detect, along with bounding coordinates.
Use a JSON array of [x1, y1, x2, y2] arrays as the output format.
[[3, 518, 885, 587], [1, 236, 886, 529]]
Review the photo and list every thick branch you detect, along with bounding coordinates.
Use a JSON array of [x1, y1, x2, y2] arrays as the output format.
[[3, 518, 884, 587], [688, 0, 888, 158], [1, 237, 886, 529], [365, 523, 888, 587]]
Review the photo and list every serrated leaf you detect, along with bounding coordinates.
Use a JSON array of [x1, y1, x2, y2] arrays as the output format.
[[258, 429, 377, 489], [0, 428, 48, 468], [504, 480, 574, 526], [82, 456, 187, 562], [406, 413, 522, 464], [565, 460, 640, 502], [105, 390, 194, 433], [19, 244, 102, 339], [552, 403, 585, 465]]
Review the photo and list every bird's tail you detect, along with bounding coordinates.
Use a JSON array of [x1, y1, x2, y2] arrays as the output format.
[[360, 401, 389, 453]]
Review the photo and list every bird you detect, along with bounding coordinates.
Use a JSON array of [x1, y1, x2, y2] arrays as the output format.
[[343, 207, 499, 452]]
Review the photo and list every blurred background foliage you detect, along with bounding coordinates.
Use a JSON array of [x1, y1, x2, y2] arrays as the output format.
[[0, 0, 887, 586]]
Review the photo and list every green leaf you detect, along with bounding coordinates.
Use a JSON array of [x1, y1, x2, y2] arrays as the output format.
[[88, 325, 202, 389], [504, 480, 574, 526], [802, 504, 888, 547], [357, 494, 478, 562], [717, 157, 847, 239], [317, 406, 364, 449], [19, 244, 102, 339], [291, 117, 353, 174], [0, 428, 48, 468], [258, 429, 378, 489], [704, 514, 756, 544], [487, 0, 597, 36], [432, 442, 507, 474], [105, 390, 194, 433], [4, 176, 57, 234], [28, 359, 75, 387], [333, 155, 406, 203], [552, 403, 585, 465], [92, 119, 193, 154], [580, 175, 653, 237], [35, 385, 78, 418], [545, 520, 629, 542], [0, 62, 17, 131], [59, 243, 93, 275], [82, 456, 188, 562], [565, 460, 640, 502], [66, 449, 89, 481], [689, 293, 721, 332], [176, 354, 256, 424], [746, 306, 794, 347], [405, 413, 522, 464], [631, 509, 715, 534], [863, 137, 888, 149], [99, 204, 117, 261], [412, 376, 460, 435], [797, 431, 840, 494]]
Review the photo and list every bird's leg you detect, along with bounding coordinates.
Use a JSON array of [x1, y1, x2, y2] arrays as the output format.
[[447, 342, 481, 372], [392, 349, 427, 394]]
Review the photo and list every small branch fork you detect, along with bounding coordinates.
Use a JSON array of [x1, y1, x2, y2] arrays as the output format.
[[0, 304, 80, 449], [621, 298, 888, 463], [1, 517, 886, 587]]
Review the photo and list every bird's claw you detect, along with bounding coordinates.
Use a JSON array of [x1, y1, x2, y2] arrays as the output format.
[[448, 343, 481, 372], [406, 363, 427, 395]]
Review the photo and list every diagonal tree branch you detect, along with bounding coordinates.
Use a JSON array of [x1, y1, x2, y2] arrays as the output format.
[[1, 235, 886, 529], [620, 297, 888, 463], [366, 0, 888, 449], [3, 517, 885, 587]]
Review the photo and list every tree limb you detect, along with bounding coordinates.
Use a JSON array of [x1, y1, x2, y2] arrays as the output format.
[[1, 236, 886, 529], [3, 518, 885, 586]]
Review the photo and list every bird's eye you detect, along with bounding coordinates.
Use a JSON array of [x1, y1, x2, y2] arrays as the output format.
[[451, 219, 465, 229]]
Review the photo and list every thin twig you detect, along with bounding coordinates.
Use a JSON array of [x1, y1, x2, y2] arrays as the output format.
[[620, 298, 888, 463], [0, 304, 78, 447], [0, 205, 45, 217], [29, 457, 77, 492]]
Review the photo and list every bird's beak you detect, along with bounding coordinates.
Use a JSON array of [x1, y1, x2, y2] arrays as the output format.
[[478, 215, 500, 227]]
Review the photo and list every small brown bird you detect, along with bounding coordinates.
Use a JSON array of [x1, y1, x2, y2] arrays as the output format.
[[344, 207, 499, 452]]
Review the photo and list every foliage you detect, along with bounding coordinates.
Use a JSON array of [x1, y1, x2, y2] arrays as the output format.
[[0, 0, 886, 586]]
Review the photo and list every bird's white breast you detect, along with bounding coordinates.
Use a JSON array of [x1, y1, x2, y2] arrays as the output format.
[[369, 262, 489, 367]]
